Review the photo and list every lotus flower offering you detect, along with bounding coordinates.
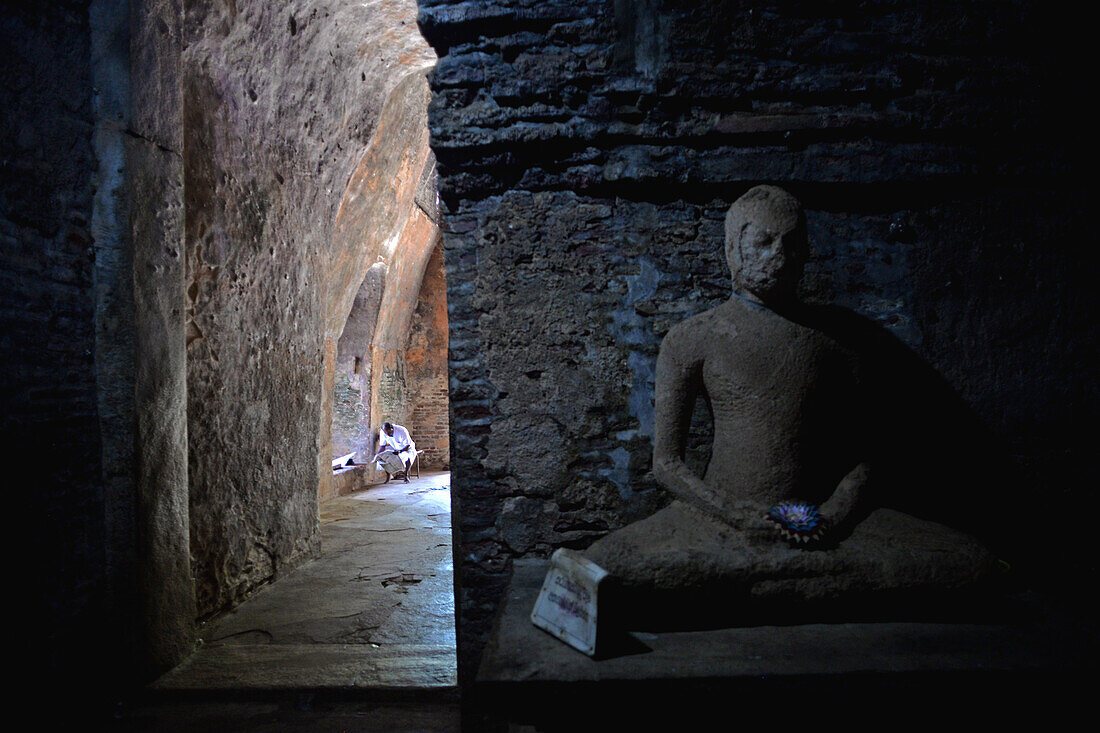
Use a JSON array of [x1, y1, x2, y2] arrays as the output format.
[[767, 502, 827, 545]]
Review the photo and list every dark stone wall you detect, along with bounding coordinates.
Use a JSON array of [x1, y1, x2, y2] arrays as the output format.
[[0, 1, 107, 681], [419, 0, 1097, 677]]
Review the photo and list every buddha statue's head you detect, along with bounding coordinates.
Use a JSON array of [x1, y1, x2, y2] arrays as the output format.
[[724, 185, 808, 306]]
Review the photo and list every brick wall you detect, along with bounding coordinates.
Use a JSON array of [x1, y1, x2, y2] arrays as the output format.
[[409, 379, 450, 469], [405, 236, 450, 469]]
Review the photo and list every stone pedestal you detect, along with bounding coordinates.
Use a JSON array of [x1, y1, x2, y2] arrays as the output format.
[[472, 560, 1097, 728]]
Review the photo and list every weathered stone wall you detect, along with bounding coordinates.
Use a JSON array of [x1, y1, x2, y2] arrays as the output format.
[[419, 0, 1096, 677], [180, 0, 435, 616], [333, 264, 384, 462], [0, 0, 108, 682]]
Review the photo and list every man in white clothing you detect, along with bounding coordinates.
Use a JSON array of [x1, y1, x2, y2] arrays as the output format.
[[372, 422, 417, 483]]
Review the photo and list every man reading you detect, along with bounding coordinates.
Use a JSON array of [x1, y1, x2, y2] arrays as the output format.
[[372, 421, 417, 483]]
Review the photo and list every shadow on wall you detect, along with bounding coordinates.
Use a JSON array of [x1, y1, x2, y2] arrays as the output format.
[[797, 304, 1019, 555]]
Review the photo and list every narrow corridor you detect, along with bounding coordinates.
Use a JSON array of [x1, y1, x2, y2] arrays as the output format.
[[154, 471, 456, 691]]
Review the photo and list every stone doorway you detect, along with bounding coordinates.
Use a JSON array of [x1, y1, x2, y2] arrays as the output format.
[[126, 1, 456, 680], [330, 225, 450, 499]]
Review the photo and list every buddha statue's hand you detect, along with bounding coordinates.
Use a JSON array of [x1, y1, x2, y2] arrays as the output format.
[[762, 463, 870, 546], [715, 497, 776, 534], [817, 462, 871, 532]]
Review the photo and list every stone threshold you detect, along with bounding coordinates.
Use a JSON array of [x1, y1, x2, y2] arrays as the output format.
[[152, 642, 457, 692]]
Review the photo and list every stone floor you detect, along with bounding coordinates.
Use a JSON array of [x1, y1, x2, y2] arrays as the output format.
[[113, 471, 460, 731], [101, 470, 1098, 730]]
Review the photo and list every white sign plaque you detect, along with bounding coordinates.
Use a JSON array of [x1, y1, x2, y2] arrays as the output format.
[[530, 548, 609, 656]]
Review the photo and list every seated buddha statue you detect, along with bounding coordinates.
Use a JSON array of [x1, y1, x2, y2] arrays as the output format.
[[585, 185, 999, 626]]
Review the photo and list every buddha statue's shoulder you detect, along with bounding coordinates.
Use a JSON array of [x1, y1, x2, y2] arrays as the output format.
[[660, 302, 744, 359], [665, 304, 732, 337]]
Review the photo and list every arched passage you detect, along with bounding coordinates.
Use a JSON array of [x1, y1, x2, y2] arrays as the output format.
[[128, 0, 448, 672], [325, 69, 447, 498]]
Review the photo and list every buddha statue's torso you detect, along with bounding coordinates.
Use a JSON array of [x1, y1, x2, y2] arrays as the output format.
[[684, 297, 864, 507]]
